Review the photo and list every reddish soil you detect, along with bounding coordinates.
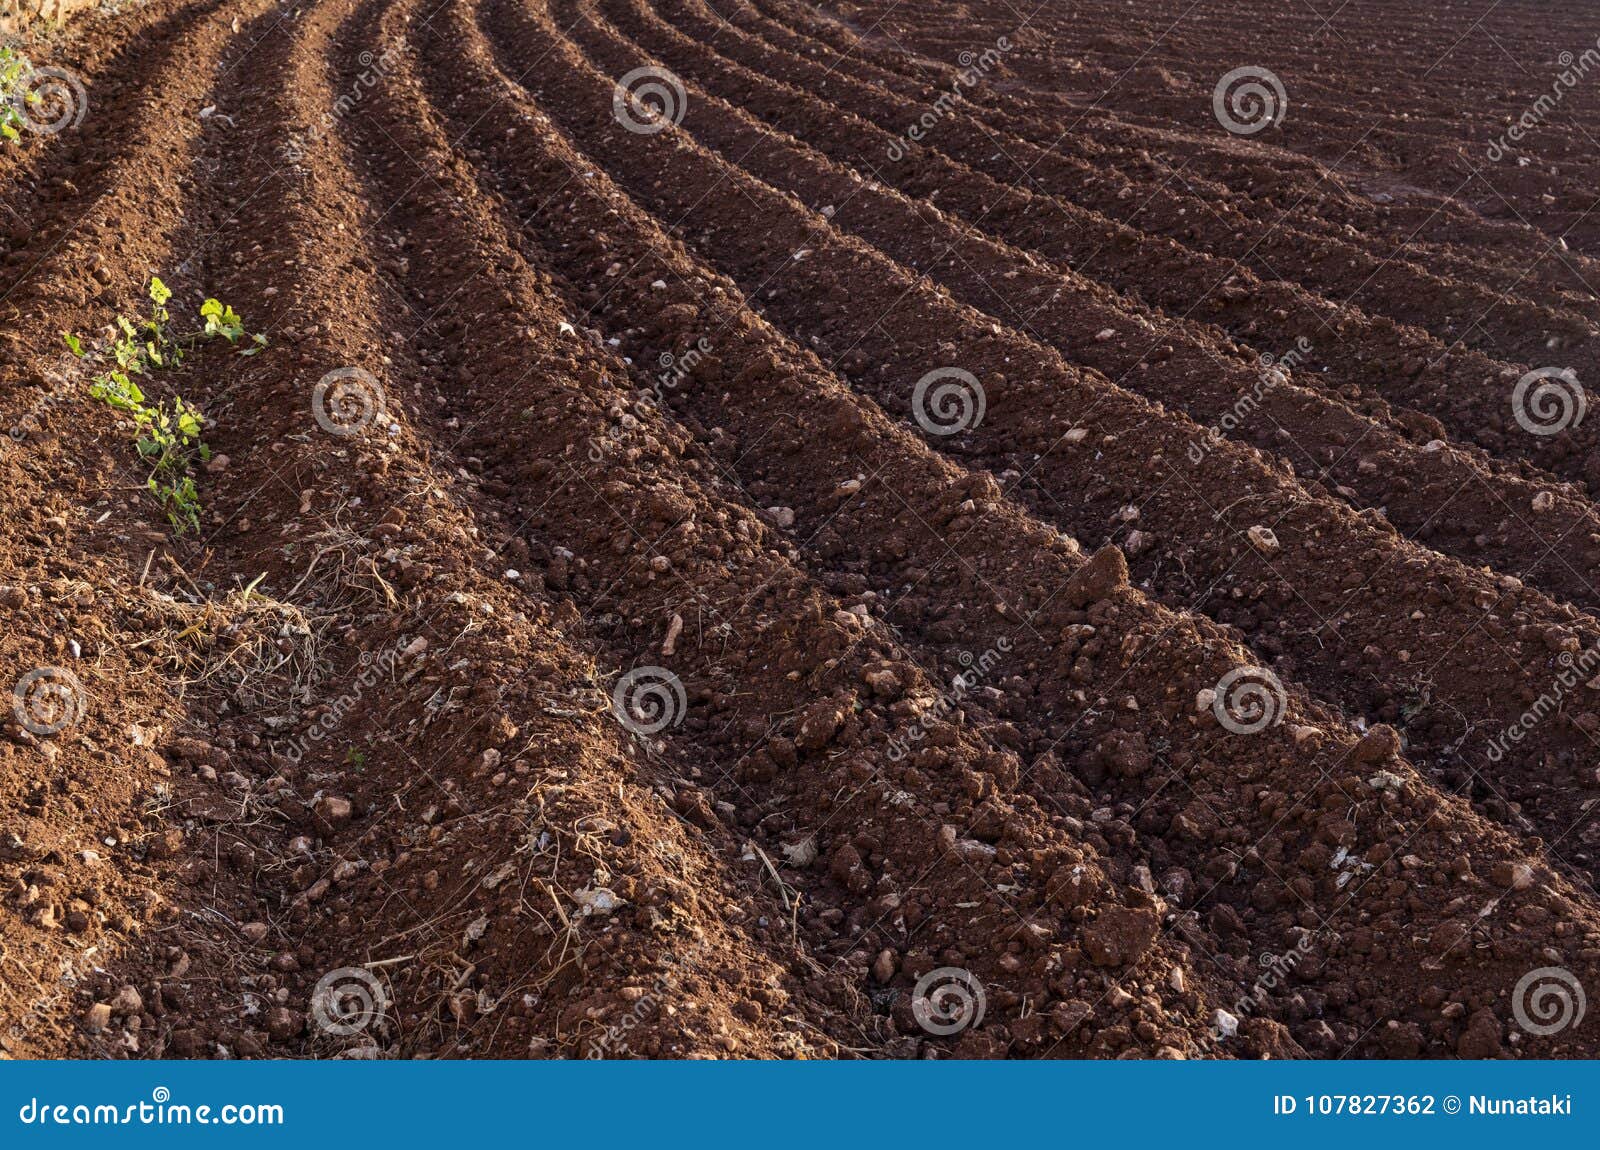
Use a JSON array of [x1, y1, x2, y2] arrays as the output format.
[[3, 0, 1600, 1059]]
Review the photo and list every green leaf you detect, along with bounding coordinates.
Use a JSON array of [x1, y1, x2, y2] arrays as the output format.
[[62, 332, 84, 357], [148, 278, 171, 307]]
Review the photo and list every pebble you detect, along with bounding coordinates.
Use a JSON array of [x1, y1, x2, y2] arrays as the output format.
[[83, 1003, 113, 1034], [1490, 861, 1536, 891], [1353, 724, 1401, 763], [871, 949, 897, 984], [314, 795, 354, 825], [1246, 525, 1281, 555]]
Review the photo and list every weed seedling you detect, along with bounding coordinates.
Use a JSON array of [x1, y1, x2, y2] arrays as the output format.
[[70, 278, 267, 533], [0, 47, 33, 143]]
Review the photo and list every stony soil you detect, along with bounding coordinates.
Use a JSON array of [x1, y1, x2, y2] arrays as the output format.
[[3, 0, 1600, 1059]]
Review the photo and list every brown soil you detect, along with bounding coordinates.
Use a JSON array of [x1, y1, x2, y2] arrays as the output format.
[[3, 0, 1600, 1060]]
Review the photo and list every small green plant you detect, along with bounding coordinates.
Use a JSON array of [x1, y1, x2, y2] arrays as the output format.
[[69, 278, 267, 533], [1, 47, 32, 143]]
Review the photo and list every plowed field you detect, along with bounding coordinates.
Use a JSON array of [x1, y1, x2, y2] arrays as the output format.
[[3, 0, 1600, 1059]]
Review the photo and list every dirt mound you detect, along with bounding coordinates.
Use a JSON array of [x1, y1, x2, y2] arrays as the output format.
[[3, 0, 1600, 1060]]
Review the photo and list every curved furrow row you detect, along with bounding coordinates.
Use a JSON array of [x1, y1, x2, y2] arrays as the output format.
[[0, 0, 291, 1057], [658, 0, 1598, 380], [611, 0, 1600, 498], [429, 0, 1600, 1059], [906, 0, 1600, 253], [731, 0, 1600, 313], [0, 0, 220, 207], [91, 0, 849, 1059], [580, 0, 1600, 642], [0, 0, 245, 369], [315, 0, 1257, 1059], [496, 0, 1600, 892]]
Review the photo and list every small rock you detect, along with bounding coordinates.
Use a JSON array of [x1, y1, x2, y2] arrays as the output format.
[[82, 1003, 113, 1034], [1066, 545, 1129, 607], [314, 795, 354, 825], [266, 1007, 303, 1042], [871, 949, 897, 984], [1353, 724, 1401, 763], [1246, 525, 1281, 555], [1490, 861, 1536, 891]]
